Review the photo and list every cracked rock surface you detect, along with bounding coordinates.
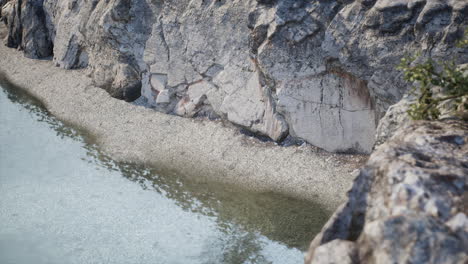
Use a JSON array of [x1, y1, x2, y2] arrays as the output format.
[[1, 0, 467, 153], [305, 120, 468, 264]]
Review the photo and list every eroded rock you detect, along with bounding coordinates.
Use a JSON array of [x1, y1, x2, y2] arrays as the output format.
[[1, 0, 52, 58], [305, 120, 468, 264], [1, 0, 467, 152]]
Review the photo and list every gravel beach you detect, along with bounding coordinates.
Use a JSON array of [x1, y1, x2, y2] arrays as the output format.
[[0, 40, 366, 210]]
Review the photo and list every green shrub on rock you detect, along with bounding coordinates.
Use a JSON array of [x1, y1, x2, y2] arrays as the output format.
[[398, 31, 468, 121]]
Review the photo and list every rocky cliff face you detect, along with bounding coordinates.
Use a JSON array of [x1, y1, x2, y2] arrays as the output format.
[[305, 120, 468, 263], [1, 0, 467, 153]]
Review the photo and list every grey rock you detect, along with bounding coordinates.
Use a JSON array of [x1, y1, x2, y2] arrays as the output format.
[[446, 213, 468, 233], [42, 0, 152, 101], [2, 0, 52, 58], [2, 0, 467, 152], [1, 1, 13, 24], [311, 240, 357, 264], [155, 89, 170, 104], [306, 120, 468, 264], [2, 0, 21, 50], [374, 94, 413, 147], [359, 214, 467, 264], [19, 0, 52, 58]]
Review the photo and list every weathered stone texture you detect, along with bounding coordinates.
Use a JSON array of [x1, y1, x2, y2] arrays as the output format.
[[305, 120, 468, 264], [1, 0, 467, 152], [1, 0, 52, 58]]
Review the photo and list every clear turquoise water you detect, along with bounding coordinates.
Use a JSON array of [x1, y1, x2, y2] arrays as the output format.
[[0, 80, 329, 264]]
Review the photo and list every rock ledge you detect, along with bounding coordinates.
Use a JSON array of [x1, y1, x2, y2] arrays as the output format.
[[306, 120, 468, 264]]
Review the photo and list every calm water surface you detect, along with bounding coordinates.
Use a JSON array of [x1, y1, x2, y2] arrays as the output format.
[[0, 80, 330, 264]]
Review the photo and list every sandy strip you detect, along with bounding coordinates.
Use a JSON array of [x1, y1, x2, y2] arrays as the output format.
[[0, 42, 366, 210]]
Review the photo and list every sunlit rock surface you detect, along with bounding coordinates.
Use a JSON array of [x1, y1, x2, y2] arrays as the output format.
[[1, 0, 466, 152]]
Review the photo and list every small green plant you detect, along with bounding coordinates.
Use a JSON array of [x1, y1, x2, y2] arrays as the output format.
[[397, 30, 468, 121], [457, 28, 468, 48]]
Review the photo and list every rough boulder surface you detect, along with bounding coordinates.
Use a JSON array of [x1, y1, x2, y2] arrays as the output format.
[[305, 120, 468, 264], [1, 0, 467, 153]]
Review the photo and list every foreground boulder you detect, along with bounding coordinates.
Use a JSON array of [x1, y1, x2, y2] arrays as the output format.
[[305, 120, 468, 263], [1, 0, 467, 152]]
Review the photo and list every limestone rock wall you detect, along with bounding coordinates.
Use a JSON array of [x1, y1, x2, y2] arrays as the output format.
[[305, 120, 468, 263], [1, 0, 467, 153]]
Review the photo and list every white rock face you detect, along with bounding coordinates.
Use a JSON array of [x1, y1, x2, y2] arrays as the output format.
[[1, 0, 466, 153], [277, 72, 376, 152], [138, 0, 289, 141], [155, 89, 170, 104]]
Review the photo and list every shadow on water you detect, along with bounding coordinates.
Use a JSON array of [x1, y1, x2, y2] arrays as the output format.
[[0, 73, 331, 253]]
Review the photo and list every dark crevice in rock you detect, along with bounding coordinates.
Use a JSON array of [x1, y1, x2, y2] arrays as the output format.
[[256, 0, 277, 7], [158, 21, 170, 62], [438, 135, 465, 146], [249, 24, 268, 55], [239, 128, 273, 143], [5, 0, 21, 49]]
